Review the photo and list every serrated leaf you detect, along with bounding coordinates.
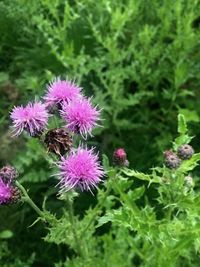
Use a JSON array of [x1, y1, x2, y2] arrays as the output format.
[[122, 169, 160, 184], [97, 209, 132, 229], [96, 213, 114, 228], [178, 109, 199, 123], [173, 134, 193, 150], [122, 169, 150, 181], [117, 176, 133, 191], [127, 186, 145, 201], [178, 153, 200, 173], [102, 154, 110, 170], [178, 114, 187, 135]]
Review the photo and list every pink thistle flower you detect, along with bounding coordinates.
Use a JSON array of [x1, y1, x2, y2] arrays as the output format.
[[10, 101, 49, 137], [0, 177, 12, 204], [0, 176, 20, 205], [44, 78, 82, 108], [60, 98, 101, 138], [57, 146, 104, 192]]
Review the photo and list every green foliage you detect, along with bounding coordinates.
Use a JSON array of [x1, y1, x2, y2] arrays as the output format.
[[1, 0, 200, 167], [1, 0, 200, 266], [0, 230, 13, 239], [11, 114, 199, 266]]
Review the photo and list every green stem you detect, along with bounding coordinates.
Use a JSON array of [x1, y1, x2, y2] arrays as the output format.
[[53, 115, 59, 128], [67, 197, 83, 258], [80, 179, 112, 238], [166, 206, 173, 221], [16, 181, 46, 221]]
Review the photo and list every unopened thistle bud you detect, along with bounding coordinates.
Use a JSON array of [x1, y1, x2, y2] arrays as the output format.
[[113, 148, 129, 167], [44, 128, 73, 156], [0, 165, 18, 182], [164, 150, 181, 169], [177, 144, 194, 160], [184, 175, 194, 188]]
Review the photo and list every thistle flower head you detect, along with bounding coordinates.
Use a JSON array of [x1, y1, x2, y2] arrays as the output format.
[[10, 101, 49, 137], [0, 177, 12, 204], [44, 78, 82, 108], [164, 150, 181, 169], [177, 144, 194, 160], [0, 176, 20, 205], [57, 146, 104, 192], [113, 148, 129, 167], [61, 98, 101, 138], [0, 165, 18, 182], [44, 128, 73, 156]]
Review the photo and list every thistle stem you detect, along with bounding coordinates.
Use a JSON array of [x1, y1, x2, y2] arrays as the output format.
[[16, 181, 45, 221], [80, 175, 113, 238], [66, 197, 83, 258], [166, 206, 173, 221]]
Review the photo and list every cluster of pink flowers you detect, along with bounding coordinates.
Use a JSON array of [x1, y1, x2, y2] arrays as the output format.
[[10, 78, 104, 193], [10, 78, 100, 139]]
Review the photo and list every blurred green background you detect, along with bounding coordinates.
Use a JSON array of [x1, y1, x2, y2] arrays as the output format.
[[0, 0, 200, 266]]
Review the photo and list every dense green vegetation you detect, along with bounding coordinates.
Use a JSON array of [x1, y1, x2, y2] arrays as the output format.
[[1, 0, 200, 266]]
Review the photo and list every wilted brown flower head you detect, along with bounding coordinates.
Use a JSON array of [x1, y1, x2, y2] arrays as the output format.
[[44, 128, 73, 156]]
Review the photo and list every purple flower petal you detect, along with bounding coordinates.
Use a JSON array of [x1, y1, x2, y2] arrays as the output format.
[[10, 101, 49, 137], [44, 77, 82, 108], [61, 97, 101, 138], [57, 146, 104, 192]]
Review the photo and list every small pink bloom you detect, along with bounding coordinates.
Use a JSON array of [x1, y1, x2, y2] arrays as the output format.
[[57, 146, 104, 192], [10, 101, 49, 137], [44, 78, 82, 108], [0, 177, 12, 204], [0, 166, 20, 205], [61, 98, 101, 138], [113, 148, 129, 167]]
